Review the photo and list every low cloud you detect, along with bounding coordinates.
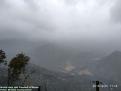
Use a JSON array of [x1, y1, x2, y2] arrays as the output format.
[[0, 0, 121, 52], [111, 0, 121, 23]]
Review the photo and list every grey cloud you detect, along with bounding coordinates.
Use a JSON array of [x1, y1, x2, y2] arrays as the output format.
[[111, 0, 121, 23], [63, 0, 81, 5], [23, 0, 40, 11], [63, 0, 110, 6], [1, 0, 121, 70], [0, 0, 121, 53], [0, 0, 55, 40], [0, 0, 9, 9]]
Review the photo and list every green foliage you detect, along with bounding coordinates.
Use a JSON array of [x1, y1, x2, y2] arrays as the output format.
[[0, 50, 31, 86], [8, 53, 30, 80]]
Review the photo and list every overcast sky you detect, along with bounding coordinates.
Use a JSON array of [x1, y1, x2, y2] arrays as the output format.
[[0, 0, 121, 52]]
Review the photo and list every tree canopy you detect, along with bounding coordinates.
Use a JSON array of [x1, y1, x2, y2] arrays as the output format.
[[0, 49, 6, 64], [8, 53, 30, 81]]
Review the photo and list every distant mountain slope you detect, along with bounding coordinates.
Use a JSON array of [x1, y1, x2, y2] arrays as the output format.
[[0, 62, 120, 91], [32, 43, 102, 70], [97, 51, 121, 80], [0, 38, 104, 71], [0, 63, 94, 91]]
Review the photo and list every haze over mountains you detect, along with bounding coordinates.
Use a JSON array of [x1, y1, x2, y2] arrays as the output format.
[[0, 50, 121, 91], [1, 0, 121, 90], [0, 38, 111, 70], [1, 37, 121, 80], [0, 38, 121, 72]]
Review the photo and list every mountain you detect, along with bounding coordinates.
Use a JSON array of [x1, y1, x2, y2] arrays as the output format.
[[0, 38, 106, 71], [0, 38, 121, 90], [56, 51, 121, 91], [0, 62, 121, 91], [96, 51, 121, 82], [0, 63, 96, 91], [32, 43, 102, 71]]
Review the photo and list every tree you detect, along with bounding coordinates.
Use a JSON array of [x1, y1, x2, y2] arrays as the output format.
[[8, 53, 30, 85], [0, 49, 7, 86], [0, 49, 6, 64], [0, 50, 32, 86]]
